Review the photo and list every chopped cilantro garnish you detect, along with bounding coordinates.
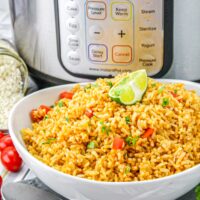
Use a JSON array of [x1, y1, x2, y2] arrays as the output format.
[[87, 141, 96, 149], [84, 84, 92, 91], [44, 115, 48, 120], [162, 98, 169, 107], [125, 165, 131, 174], [100, 121, 110, 135], [42, 138, 56, 145], [125, 116, 131, 124], [195, 185, 200, 200], [107, 81, 113, 88], [66, 117, 69, 122], [158, 85, 165, 94], [174, 89, 178, 94], [125, 136, 139, 146], [58, 101, 64, 107], [151, 83, 156, 87]]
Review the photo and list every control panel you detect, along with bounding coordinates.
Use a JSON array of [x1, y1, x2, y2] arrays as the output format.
[[56, 0, 166, 78]]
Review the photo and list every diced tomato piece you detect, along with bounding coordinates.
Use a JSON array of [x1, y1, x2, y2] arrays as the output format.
[[59, 91, 74, 100], [85, 109, 93, 118], [170, 91, 178, 98], [39, 105, 51, 114], [112, 137, 125, 150], [30, 109, 39, 122], [30, 105, 51, 122], [141, 128, 154, 139]]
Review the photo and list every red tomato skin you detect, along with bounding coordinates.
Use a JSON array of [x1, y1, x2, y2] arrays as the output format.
[[39, 105, 51, 113], [0, 175, 2, 200], [30, 109, 38, 122], [112, 138, 125, 150], [170, 91, 178, 98], [141, 128, 154, 139], [85, 109, 93, 118], [0, 135, 14, 152], [1, 146, 22, 172], [0, 175, 2, 188], [59, 91, 74, 100]]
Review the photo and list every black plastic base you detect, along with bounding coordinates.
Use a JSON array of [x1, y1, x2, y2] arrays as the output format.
[[28, 67, 73, 88]]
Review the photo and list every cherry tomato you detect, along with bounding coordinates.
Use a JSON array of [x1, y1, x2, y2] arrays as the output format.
[[1, 146, 22, 172], [0, 175, 2, 199], [0, 175, 2, 188], [0, 135, 14, 152], [112, 137, 125, 150], [59, 91, 74, 100], [39, 105, 51, 114], [85, 109, 93, 118], [0, 132, 5, 139]]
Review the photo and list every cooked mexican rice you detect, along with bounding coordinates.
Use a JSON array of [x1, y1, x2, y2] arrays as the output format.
[[21, 74, 200, 182]]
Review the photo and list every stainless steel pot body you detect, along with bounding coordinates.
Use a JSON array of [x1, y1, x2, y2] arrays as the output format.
[[9, 0, 200, 82]]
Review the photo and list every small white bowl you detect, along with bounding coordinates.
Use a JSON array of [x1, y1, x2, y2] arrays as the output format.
[[9, 80, 200, 200]]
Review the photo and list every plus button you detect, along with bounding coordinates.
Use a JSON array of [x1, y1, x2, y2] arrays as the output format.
[[118, 30, 126, 38]]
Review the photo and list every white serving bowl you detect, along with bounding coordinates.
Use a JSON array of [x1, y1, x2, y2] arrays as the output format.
[[9, 80, 200, 200]]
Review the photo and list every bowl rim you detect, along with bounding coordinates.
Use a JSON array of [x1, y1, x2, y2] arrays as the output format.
[[8, 79, 200, 186]]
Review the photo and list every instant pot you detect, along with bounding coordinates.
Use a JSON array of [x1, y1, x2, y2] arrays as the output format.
[[9, 0, 200, 84]]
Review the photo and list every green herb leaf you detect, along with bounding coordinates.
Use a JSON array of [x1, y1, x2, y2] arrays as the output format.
[[151, 83, 156, 87], [50, 105, 54, 108], [87, 141, 96, 149], [174, 89, 178, 94], [107, 81, 113, 88], [58, 101, 64, 107], [125, 116, 131, 124], [66, 117, 69, 122], [195, 185, 200, 200], [125, 136, 139, 146], [100, 121, 110, 135], [42, 138, 56, 145], [100, 121, 104, 125], [162, 98, 169, 107], [44, 115, 49, 120], [84, 84, 92, 91], [125, 165, 131, 174], [158, 85, 165, 94]]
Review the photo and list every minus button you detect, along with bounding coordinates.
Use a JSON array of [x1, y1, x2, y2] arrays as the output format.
[[89, 25, 104, 40]]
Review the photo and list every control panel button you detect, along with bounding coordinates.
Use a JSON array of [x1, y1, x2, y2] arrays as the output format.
[[113, 28, 128, 40], [67, 35, 80, 50], [140, 0, 153, 5], [138, 54, 156, 67], [140, 38, 155, 50], [89, 25, 104, 40], [112, 45, 132, 63], [67, 51, 80, 65], [88, 44, 108, 62], [66, 1, 79, 16], [87, 2, 106, 20], [111, 2, 132, 21], [66, 18, 79, 33]]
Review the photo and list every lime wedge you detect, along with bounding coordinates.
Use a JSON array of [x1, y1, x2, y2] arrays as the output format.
[[108, 70, 148, 105]]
